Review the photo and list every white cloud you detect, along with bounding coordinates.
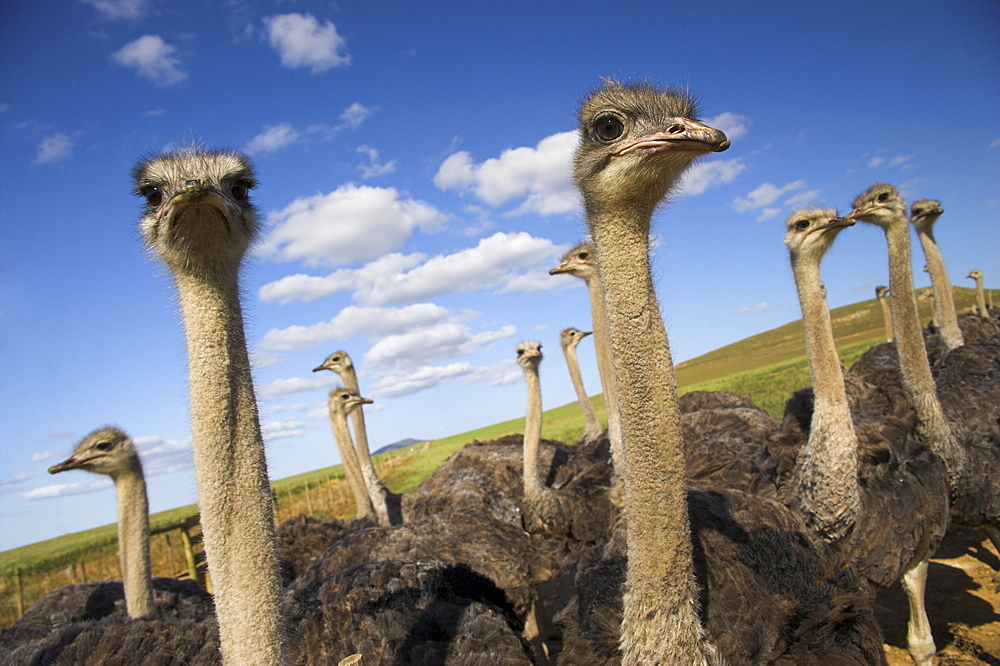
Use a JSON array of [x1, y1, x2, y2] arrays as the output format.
[[259, 375, 339, 399], [112, 35, 187, 87], [989, 139, 1000, 150], [368, 362, 476, 398], [360, 232, 565, 306], [783, 189, 824, 209], [737, 302, 776, 314], [340, 103, 373, 129], [31, 450, 59, 463], [22, 479, 112, 500], [434, 130, 579, 215], [263, 13, 350, 73], [357, 145, 397, 179], [259, 184, 447, 267], [705, 112, 749, 141], [133, 435, 194, 476], [259, 303, 452, 352], [0, 473, 29, 486], [247, 123, 300, 153], [83, 0, 149, 19], [890, 155, 912, 167], [677, 157, 746, 196], [259, 252, 425, 305], [262, 420, 307, 441], [364, 323, 515, 369], [867, 156, 885, 168], [732, 180, 806, 212], [33, 133, 72, 165]]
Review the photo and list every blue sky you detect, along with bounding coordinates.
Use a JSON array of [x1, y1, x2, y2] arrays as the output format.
[[1, 0, 997, 551]]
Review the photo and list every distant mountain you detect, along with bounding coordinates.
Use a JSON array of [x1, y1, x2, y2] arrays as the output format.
[[372, 438, 426, 455]]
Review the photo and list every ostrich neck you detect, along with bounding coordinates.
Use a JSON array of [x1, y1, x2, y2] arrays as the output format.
[[338, 369, 390, 525], [563, 343, 603, 437], [915, 227, 963, 350], [589, 204, 717, 665], [878, 297, 894, 343], [583, 274, 623, 470], [327, 396, 376, 520], [790, 253, 860, 542], [973, 276, 988, 318], [521, 364, 547, 503], [113, 467, 155, 618], [882, 224, 964, 481], [172, 270, 286, 665]]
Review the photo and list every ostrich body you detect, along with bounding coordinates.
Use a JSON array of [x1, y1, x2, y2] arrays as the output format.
[[783, 209, 948, 665], [572, 80, 884, 664], [550, 243, 622, 471], [876, 286, 894, 343], [48, 427, 156, 619], [315, 351, 399, 525], [967, 268, 988, 318], [911, 200, 963, 350], [135, 148, 285, 664], [558, 328, 604, 443]]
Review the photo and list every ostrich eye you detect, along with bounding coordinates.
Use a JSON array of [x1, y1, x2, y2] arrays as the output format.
[[230, 180, 251, 200], [795, 219, 810, 230], [142, 186, 163, 207], [876, 192, 889, 203], [594, 115, 624, 142], [578, 252, 588, 260], [95, 441, 113, 451]]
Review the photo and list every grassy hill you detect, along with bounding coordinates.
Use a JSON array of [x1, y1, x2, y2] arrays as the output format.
[[1, 285, 992, 626]]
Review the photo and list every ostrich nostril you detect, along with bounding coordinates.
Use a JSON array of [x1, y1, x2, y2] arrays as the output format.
[[184, 179, 201, 189], [667, 124, 685, 134]]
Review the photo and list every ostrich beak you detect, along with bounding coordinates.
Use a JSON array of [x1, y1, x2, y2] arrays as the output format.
[[618, 118, 730, 155], [579, 330, 593, 338], [312, 364, 327, 372], [549, 264, 572, 275], [49, 455, 88, 474], [818, 217, 855, 231]]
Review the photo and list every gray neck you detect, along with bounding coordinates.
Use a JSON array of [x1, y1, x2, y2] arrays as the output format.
[[881, 224, 964, 482], [173, 270, 287, 665], [789, 251, 860, 541], [589, 204, 718, 665], [878, 297, 894, 343], [336, 368, 390, 525], [914, 226, 962, 350], [113, 466, 156, 618], [563, 341, 603, 439], [582, 273, 624, 473], [973, 275, 988, 318], [326, 394, 376, 521]]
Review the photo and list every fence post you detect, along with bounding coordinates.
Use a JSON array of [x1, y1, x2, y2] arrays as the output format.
[[14, 566, 24, 618]]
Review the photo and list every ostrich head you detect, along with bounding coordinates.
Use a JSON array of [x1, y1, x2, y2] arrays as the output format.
[[573, 80, 729, 216], [560, 327, 592, 350], [313, 350, 355, 374], [549, 242, 598, 279], [846, 182, 907, 230], [910, 199, 943, 232], [328, 388, 373, 418], [967, 269, 982, 280], [876, 285, 890, 299], [133, 148, 258, 272], [49, 427, 139, 479], [784, 209, 855, 262], [516, 340, 542, 371]]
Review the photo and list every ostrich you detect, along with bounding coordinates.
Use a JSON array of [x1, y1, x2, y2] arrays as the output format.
[[911, 199, 963, 350], [134, 148, 285, 664], [876, 286, 894, 343], [782, 209, 949, 665], [1, 429, 214, 657], [558, 328, 605, 444], [48, 427, 157, 619], [566, 79, 885, 664], [847, 183, 1000, 559], [967, 268, 988, 318], [314, 351, 400, 525], [549, 243, 622, 472]]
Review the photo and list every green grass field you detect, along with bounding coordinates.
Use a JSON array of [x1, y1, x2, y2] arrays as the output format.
[[1, 285, 992, 625]]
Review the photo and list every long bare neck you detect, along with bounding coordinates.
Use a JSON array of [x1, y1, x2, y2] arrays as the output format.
[[878, 297, 894, 343], [173, 269, 286, 665], [790, 252, 860, 541], [113, 466, 155, 618], [915, 226, 963, 349], [882, 224, 964, 481], [563, 342, 603, 439], [589, 204, 716, 664], [973, 275, 988, 318], [583, 274, 623, 470], [521, 362, 546, 496], [337, 369, 390, 525], [327, 396, 376, 520]]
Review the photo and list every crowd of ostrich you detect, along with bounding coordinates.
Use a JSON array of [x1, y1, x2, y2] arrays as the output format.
[[3, 80, 998, 666]]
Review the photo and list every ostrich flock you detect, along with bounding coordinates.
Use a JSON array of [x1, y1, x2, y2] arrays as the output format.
[[3, 80, 998, 666]]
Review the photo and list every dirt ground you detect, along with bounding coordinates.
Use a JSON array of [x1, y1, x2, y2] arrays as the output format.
[[877, 526, 999, 666]]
